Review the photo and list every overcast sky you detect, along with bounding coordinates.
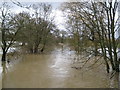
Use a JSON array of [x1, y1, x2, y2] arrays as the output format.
[[2, 0, 68, 2], [3, 1, 66, 31]]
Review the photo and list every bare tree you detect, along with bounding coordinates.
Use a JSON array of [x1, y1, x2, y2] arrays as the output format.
[[0, 2, 22, 62], [62, 0, 120, 72]]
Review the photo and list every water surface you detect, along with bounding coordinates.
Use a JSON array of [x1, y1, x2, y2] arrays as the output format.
[[1, 46, 118, 88]]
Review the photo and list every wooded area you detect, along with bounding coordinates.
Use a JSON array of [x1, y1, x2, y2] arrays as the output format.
[[0, 0, 120, 75]]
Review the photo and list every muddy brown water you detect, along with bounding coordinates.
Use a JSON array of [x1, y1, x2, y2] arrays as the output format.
[[1, 46, 119, 88]]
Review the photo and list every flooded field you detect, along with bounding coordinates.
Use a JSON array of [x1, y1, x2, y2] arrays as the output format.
[[1, 46, 119, 88]]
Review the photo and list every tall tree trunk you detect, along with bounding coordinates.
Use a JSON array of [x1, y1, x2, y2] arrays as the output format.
[[34, 46, 38, 53], [115, 63, 119, 72], [29, 47, 34, 54], [1, 49, 6, 62], [34, 42, 40, 53], [94, 41, 98, 56], [41, 42, 46, 52]]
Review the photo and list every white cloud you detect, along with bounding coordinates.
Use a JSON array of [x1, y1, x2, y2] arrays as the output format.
[[2, 0, 68, 2], [52, 9, 66, 30], [2, 1, 66, 31]]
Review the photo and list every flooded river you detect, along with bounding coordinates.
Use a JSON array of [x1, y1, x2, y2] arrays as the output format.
[[1, 46, 119, 88]]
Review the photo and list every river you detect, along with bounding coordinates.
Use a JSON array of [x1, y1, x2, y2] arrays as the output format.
[[0, 46, 119, 88]]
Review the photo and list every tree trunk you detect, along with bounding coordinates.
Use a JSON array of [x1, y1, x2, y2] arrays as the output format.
[[1, 49, 6, 62], [41, 44, 45, 52], [115, 62, 119, 72], [34, 46, 38, 53], [94, 42, 98, 56], [29, 48, 33, 54], [34, 41, 40, 54]]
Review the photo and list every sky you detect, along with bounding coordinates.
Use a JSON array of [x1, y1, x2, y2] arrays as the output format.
[[2, 0, 68, 2], [2, 0, 120, 2], [1, 1, 67, 31]]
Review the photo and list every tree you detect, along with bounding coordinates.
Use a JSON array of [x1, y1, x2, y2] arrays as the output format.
[[0, 2, 22, 62], [12, 3, 56, 54], [62, 1, 119, 72], [31, 3, 54, 53], [62, 2, 90, 53]]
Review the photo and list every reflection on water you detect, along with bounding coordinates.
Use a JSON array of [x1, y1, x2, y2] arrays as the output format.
[[1, 46, 119, 88]]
